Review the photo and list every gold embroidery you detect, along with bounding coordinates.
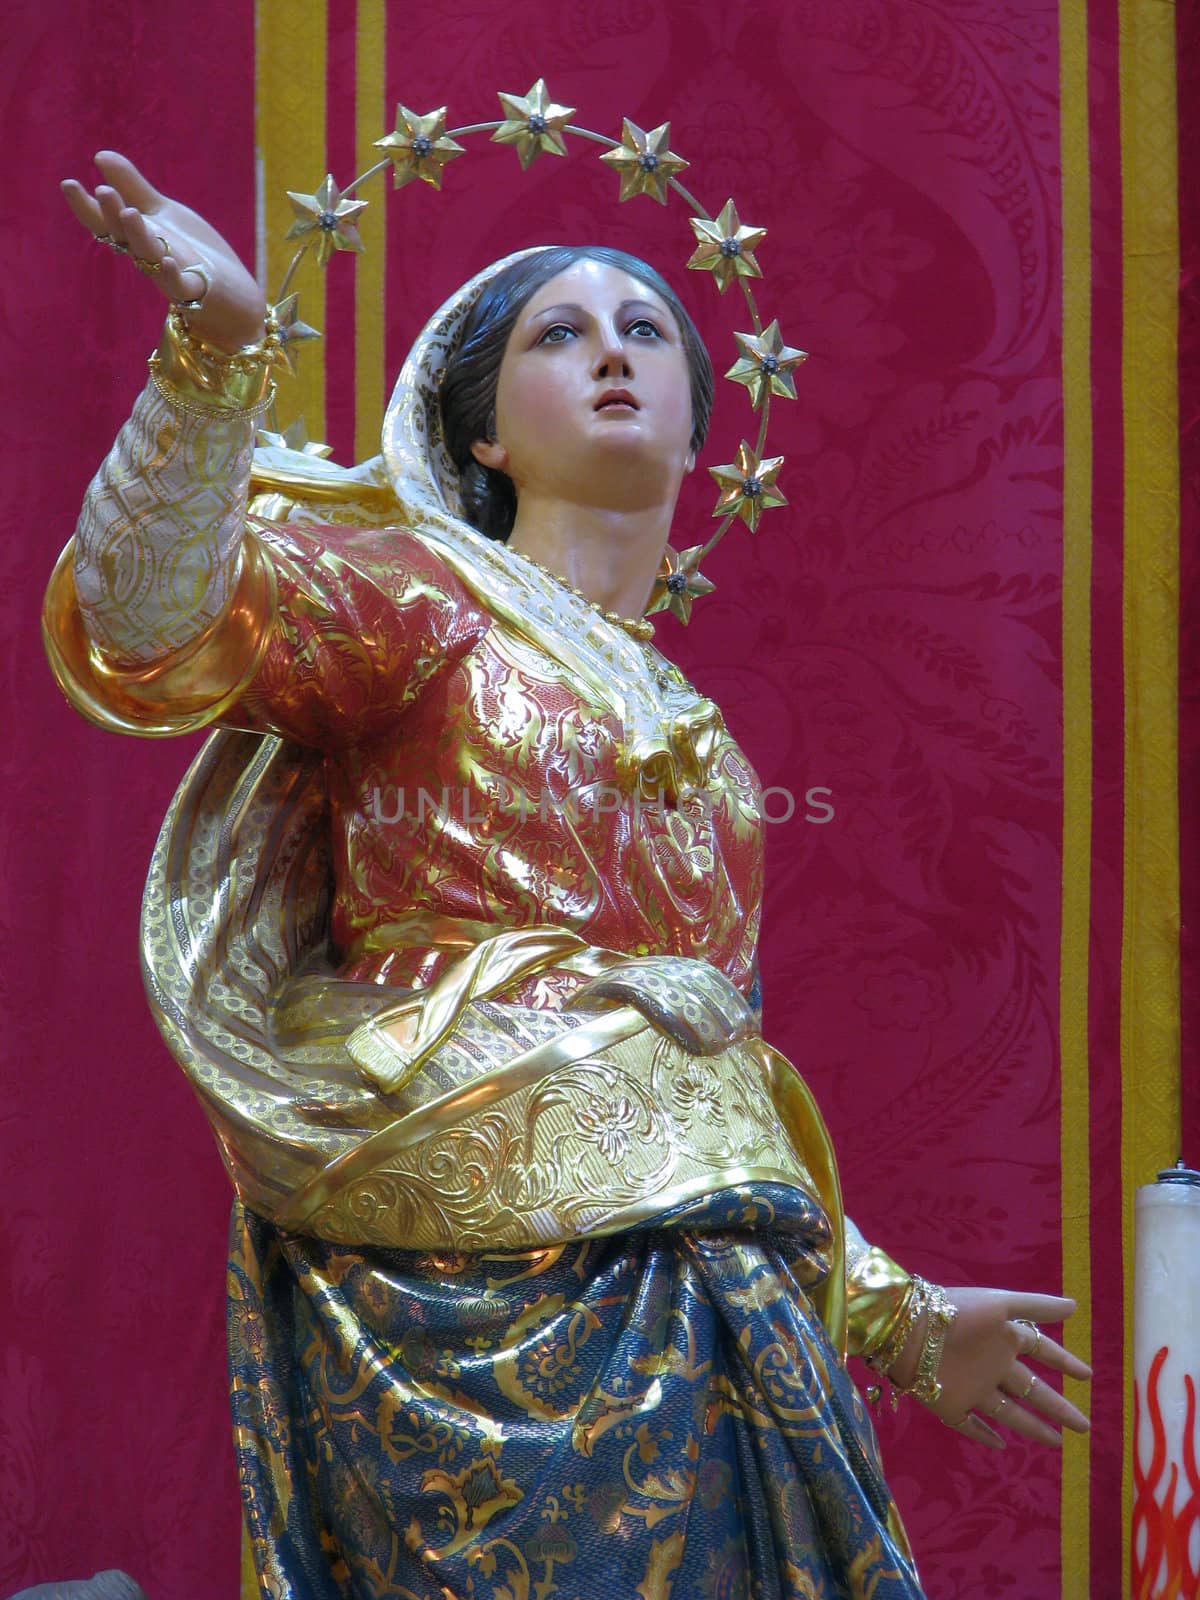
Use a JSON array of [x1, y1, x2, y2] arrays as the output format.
[[74, 379, 257, 662], [280, 1024, 815, 1252]]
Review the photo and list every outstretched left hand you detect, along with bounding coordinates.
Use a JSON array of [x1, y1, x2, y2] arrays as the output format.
[[889, 1289, 1092, 1450]]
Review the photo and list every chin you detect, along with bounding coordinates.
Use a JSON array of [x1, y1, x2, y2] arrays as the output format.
[[588, 474, 684, 514], [589, 428, 686, 466]]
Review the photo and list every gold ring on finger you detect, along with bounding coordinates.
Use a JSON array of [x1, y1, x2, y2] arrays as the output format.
[[1016, 1373, 1037, 1401], [173, 261, 212, 312], [135, 257, 164, 276], [984, 1396, 1008, 1417], [1015, 1318, 1042, 1359]]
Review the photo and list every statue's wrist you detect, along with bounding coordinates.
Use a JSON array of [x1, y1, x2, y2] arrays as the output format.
[[866, 1276, 957, 1407]]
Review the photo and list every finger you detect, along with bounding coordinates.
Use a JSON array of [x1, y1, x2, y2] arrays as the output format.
[[1020, 1375, 1091, 1434], [123, 225, 210, 306], [1000, 1366, 1092, 1434], [119, 207, 169, 262], [161, 256, 214, 307], [1005, 1294, 1076, 1325], [1020, 1329, 1092, 1382], [61, 179, 107, 236], [117, 210, 204, 304], [1001, 1362, 1079, 1413], [991, 1396, 1064, 1449], [96, 186, 132, 242], [94, 150, 162, 212], [955, 1414, 1005, 1451], [1001, 1362, 1039, 1401], [158, 256, 206, 301]]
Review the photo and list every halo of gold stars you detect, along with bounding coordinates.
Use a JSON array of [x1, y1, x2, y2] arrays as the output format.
[[284, 175, 368, 267], [599, 119, 689, 205], [267, 89, 803, 624], [492, 80, 576, 169], [709, 443, 788, 532], [726, 321, 807, 409], [374, 105, 465, 190], [687, 199, 767, 292]]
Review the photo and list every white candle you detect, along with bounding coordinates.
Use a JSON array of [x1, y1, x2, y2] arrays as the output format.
[[1133, 1164, 1200, 1600]]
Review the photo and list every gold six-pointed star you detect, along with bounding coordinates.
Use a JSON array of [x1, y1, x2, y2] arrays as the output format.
[[284, 175, 368, 267], [726, 321, 807, 409], [492, 79, 576, 169], [687, 200, 767, 292], [709, 441, 787, 531], [375, 104, 465, 190], [646, 544, 717, 623], [599, 119, 689, 205], [266, 293, 321, 377]]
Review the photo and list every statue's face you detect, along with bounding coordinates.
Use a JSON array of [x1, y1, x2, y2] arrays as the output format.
[[471, 258, 695, 511]]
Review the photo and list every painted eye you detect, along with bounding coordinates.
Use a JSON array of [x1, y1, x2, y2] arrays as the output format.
[[538, 323, 577, 345], [628, 318, 663, 339]]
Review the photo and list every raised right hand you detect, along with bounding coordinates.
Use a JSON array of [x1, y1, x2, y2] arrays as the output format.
[[62, 150, 267, 351]]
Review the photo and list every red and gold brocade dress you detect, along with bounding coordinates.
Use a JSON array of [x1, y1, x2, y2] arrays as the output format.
[[43, 289, 925, 1599]]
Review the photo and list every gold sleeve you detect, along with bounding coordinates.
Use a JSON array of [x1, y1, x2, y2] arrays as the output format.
[[46, 317, 278, 735], [843, 1218, 916, 1362], [43, 530, 275, 737]]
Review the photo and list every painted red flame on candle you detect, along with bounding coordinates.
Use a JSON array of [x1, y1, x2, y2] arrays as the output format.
[[1133, 1346, 1200, 1599]]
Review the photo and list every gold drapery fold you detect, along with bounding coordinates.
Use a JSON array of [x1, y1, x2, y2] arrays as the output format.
[[42, 534, 277, 737]]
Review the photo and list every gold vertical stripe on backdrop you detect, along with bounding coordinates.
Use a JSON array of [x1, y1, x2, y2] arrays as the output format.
[[256, 0, 329, 441], [1057, 1, 1093, 1593], [355, 0, 387, 465], [1118, 0, 1181, 1589]]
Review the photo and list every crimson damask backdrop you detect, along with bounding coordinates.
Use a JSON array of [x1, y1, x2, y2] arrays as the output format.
[[3, 1, 1189, 1597]]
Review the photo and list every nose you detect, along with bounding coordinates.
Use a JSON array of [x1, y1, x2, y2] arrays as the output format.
[[591, 320, 632, 380]]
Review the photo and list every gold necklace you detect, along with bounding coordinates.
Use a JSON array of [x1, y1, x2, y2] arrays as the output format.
[[507, 544, 656, 642]]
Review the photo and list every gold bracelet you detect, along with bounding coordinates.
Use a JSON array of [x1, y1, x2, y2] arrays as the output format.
[[167, 306, 283, 369], [148, 365, 276, 423], [150, 308, 282, 413], [866, 1275, 925, 1379], [907, 1282, 958, 1405]]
